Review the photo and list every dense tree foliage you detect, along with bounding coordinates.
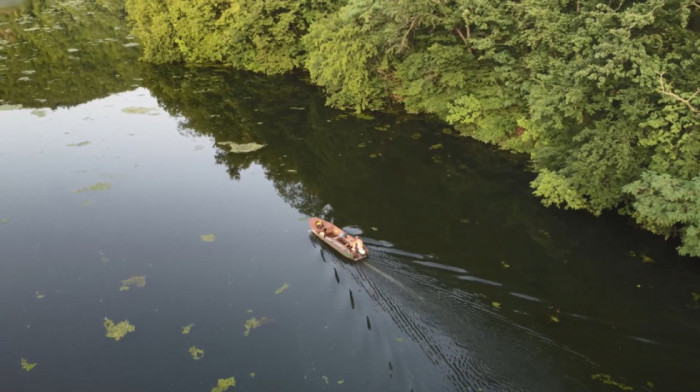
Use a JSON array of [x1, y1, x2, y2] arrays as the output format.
[[125, 0, 699, 257], [125, 0, 342, 74]]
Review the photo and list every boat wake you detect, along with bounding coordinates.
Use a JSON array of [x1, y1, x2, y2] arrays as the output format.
[[324, 238, 596, 392]]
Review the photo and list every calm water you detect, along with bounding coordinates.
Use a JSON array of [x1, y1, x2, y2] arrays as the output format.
[[1, 2, 699, 391]]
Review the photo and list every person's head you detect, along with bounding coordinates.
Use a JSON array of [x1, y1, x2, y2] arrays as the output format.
[[315, 221, 323, 228]]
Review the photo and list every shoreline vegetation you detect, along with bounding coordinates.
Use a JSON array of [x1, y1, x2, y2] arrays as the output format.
[[124, 0, 700, 257]]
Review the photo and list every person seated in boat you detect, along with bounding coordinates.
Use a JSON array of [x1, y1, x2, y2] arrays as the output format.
[[315, 220, 328, 238], [346, 235, 367, 256]]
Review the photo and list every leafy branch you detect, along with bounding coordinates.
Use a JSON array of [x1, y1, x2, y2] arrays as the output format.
[[658, 73, 699, 113]]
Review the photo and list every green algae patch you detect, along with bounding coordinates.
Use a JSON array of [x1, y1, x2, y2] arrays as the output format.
[[122, 107, 158, 114], [21, 358, 37, 372], [354, 113, 374, 120], [30, 109, 47, 117], [75, 182, 111, 193], [201, 234, 216, 242], [189, 346, 204, 360], [639, 254, 655, 263], [217, 141, 265, 153], [119, 275, 146, 291], [104, 318, 135, 341], [590, 374, 633, 391], [211, 377, 236, 392], [182, 324, 194, 334], [274, 283, 289, 294], [244, 317, 271, 336], [67, 141, 90, 147], [99, 250, 110, 263]]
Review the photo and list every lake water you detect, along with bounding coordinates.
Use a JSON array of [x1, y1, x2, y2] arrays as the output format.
[[1, 2, 699, 391]]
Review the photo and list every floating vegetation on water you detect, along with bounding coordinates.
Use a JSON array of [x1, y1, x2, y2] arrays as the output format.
[[354, 113, 374, 120], [201, 234, 216, 242], [67, 141, 90, 147], [501, 261, 510, 269], [182, 324, 194, 334], [429, 143, 443, 150], [1, 218, 8, 223], [370, 227, 378, 231], [322, 376, 329, 384], [289, 106, 305, 110], [217, 141, 265, 153], [639, 254, 655, 263], [274, 283, 289, 294], [357, 142, 366, 148], [396, 337, 404, 342], [35, 291, 45, 299], [459, 218, 470, 224], [99, 250, 110, 263], [189, 346, 204, 360], [250, 372, 255, 378], [122, 107, 158, 115], [338, 380, 345, 384], [104, 318, 135, 341], [590, 374, 634, 391], [492, 302, 502, 309], [21, 358, 37, 372], [0, 104, 22, 111], [82, 200, 95, 206], [30, 109, 47, 117], [119, 275, 146, 291], [211, 377, 236, 392], [687, 292, 700, 309], [74, 182, 111, 193], [410, 132, 421, 140], [374, 124, 390, 131], [244, 317, 262, 336], [549, 315, 560, 323], [244, 317, 271, 336]]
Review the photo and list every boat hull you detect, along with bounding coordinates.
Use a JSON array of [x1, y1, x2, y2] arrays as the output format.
[[309, 217, 367, 261]]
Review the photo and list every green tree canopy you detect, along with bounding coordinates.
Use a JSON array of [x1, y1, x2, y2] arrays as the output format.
[[124, 0, 700, 257]]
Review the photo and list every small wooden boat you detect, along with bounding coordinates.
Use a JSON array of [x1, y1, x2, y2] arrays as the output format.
[[309, 217, 368, 261]]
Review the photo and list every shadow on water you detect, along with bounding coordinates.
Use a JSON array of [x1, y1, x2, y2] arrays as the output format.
[[136, 65, 699, 391]]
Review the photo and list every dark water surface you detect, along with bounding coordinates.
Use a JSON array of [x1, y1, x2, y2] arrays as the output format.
[[1, 2, 699, 391]]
